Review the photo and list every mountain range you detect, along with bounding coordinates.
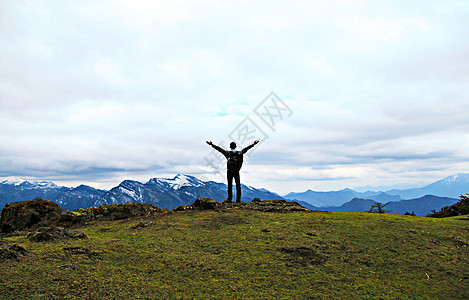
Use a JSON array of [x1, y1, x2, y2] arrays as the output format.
[[0, 180, 106, 211], [0, 173, 467, 216], [297, 195, 459, 216], [284, 189, 402, 207], [284, 173, 469, 207], [94, 174, 281, 209], [0, 174, 280, 210]]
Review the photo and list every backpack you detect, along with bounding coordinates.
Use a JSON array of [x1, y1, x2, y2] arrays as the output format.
[[227, 150, 243, 171]]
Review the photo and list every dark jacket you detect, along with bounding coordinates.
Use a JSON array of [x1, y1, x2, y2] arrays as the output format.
[[211, 143, 256, 171]]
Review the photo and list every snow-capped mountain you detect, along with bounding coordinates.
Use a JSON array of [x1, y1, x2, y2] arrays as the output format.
[[148, 174, 205, 190], [95, 174, 283, 209], [1, 179, 58, 188], [0, 175, 283, 210], [0, 180, 106, 210]]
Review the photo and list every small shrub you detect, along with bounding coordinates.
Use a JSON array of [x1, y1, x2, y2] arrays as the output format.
[[366, 202, 389, 213], [427, 194, 469, 218]]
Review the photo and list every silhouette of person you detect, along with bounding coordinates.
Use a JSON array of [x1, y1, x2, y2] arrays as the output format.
[[206, 140, 259, 202]]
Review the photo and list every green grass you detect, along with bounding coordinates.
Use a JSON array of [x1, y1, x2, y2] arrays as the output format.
[[1, 210, 468, 299]]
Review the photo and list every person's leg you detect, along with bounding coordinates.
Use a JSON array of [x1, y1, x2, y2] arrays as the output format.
[[234, 171, 241, 202], [227, 169, 233, 202]]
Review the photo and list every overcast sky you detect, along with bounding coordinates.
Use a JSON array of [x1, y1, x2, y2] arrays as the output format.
[[1, 0, 468, 194]]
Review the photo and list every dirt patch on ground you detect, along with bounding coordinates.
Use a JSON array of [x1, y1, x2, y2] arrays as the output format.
[[202, 214, 247, 229], [63, 246, 102, 258], [279, 246, 326, 266], [28, 227, 88, 242], [0, 244, 28, 261]]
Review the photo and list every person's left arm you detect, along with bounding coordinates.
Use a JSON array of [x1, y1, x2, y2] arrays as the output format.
[[241, 140, 259, 154]]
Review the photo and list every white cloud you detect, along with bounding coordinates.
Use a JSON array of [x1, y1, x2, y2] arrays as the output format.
[[1, 0, 468, 192]]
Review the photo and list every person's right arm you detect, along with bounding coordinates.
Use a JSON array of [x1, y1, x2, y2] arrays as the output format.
[[206, 141, 228, 157]]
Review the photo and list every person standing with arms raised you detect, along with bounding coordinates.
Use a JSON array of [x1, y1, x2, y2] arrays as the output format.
[[206, 140, 259, 202]]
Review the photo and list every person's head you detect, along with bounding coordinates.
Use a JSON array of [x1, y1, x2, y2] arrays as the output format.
[[230, 142, 236, 149]]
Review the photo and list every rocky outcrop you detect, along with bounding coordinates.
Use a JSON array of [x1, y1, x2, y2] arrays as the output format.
[[0, 198, 62, 233], [174, 198, 310, 212], [192, 197, 220, 210], [0, 199, 166, 232], [244, 198, 310, 212], [58, 202, 165, 227]]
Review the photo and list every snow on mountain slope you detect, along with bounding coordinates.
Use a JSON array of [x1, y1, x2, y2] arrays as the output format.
[[147, 174, 204, 190], [1, 179, 58, 189]]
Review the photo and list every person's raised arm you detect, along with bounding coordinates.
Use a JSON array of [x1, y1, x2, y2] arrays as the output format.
[[241, 140, 259, 154], [206, 140, 228, 156]]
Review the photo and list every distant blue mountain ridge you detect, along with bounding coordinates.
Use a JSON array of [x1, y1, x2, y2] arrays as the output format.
[[0, 173, 467, 216], [284, 188, 402, 207], [297, 195, 459, 216], [284, 173, 469, 207]]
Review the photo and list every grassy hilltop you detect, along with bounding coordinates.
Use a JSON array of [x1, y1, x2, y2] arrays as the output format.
[[1, 200, 468, 299]]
